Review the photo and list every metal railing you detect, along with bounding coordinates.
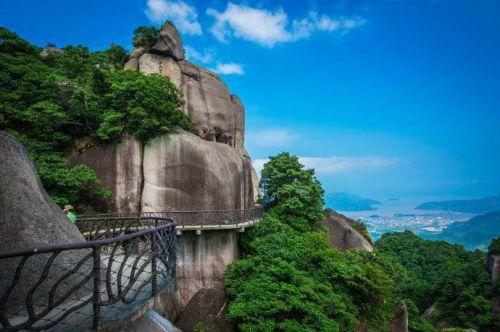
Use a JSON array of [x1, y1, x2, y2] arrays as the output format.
[[0, 216, 177, 331], [78, 207, 264, 231]]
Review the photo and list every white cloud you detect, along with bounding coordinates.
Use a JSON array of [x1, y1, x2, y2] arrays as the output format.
[[299, 156, 396, 173], [184, 45, 215, 64], [247, 129, 300, 148], [253, 156, 396, 175], [211, 62, 244, 75], [145, 0, 202, 35], [206, 3, 365, 47]]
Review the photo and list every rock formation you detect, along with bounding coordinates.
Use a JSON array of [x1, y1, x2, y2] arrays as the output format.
[[73, 21, 258, 213], [0, 131, 89, 314], [125, 21, 245, 150], [322, 211, 374, 251], [123, 309, 181, 332], [69, 135, 143, 213], [142, 130, 254, 211], [389, 301, 409, 332], [175, 288, 233, 332], [485, 254, 500, 313]]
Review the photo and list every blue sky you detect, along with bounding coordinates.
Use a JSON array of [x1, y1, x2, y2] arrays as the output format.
[[1, 0, 499, 200]]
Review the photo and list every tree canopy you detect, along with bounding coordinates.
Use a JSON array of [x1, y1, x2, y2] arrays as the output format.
[[0, 27, 195, 208], [225, 153, 409, 331], [377, 231, 499, 331]]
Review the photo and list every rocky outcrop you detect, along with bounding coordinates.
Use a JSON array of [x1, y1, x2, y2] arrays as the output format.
[[323, 212, 374, 251], [390, 301, 409, 332], [122, 310, 181, 332], [142, 129, 255, 211], [0, 131, 89, 313], [69, 136, 143, 213], [125, 23, 245, 150], [485, 254, 500, 313], [176, 231, 239, 306], [151, 21, 184, 61], [175, 288, 233, 332], [0, 131, 85, 249]]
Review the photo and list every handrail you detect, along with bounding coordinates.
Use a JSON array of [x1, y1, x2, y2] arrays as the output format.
[[0, 221, 176, 259], [0, 216, 177, 331]]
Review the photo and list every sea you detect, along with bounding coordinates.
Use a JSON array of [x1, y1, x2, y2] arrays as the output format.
[[333, 196, 477, 241]]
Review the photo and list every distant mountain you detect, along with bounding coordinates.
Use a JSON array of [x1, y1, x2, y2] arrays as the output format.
[[431, 211, 500, 250], [324, 193, 381, 212], [415, 195, 500, 214]]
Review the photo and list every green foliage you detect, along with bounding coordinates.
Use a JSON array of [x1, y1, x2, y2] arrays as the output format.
[[226, 153, 401, 331], [97, 70, 194, 141], [226, 211, 401, 331], [377, 231, 499, 331], [488, 237, 500, 254], [0, 26, 194, 209], [259, 152, 324, 230], [132, 26, 160, 50]]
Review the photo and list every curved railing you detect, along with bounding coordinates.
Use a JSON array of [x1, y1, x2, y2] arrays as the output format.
[[0, 216, 176, 331], [78, 207, 264, 232]]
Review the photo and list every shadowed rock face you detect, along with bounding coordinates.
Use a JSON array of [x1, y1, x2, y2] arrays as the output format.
[[322, 212, 374, 251], [0, 131, 89, 314], [175, 288, 234, 332], [142, 129, 254, 211], [68, 136, 143, 213], [390, 301, 409, 332], [0, 131, 86, 251]]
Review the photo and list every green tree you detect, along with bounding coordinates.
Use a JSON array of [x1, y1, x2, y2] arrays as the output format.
[[132, 26, 160, 49], [226, 153, 400, 331], [488, 237, 500, 254], [259, 152, 324, 230], [97, 70, 195, 141], [377, 231, 498, 331]]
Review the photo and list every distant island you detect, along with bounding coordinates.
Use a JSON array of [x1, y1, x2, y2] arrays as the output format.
[[430, 211, 500, 251], [324, 193, 381, 212], [415, 195, 500, 214]]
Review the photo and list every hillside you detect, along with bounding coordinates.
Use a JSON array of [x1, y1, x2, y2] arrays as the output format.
[[377, 231, 498, 331], [432, 211, 500, 250], [416, 195, 500, 214]]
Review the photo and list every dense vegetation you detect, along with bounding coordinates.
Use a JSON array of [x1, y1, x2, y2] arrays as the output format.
[[225, 153, 431, 331], [489, 237, 500, 255], [0, 27, 194, 208], [226, 152, 497, 331], [377, 232, 499, 331], [431, 211, 500, 251]]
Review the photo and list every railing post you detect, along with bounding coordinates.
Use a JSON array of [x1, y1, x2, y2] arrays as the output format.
[[92, 246, 101, 330], [151, 219, 158, 297]]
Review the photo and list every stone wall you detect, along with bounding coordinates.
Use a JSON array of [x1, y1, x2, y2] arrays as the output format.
[[176, 231, 239, 306]]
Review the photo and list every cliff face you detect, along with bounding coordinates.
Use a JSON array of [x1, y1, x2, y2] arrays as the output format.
[[70, 22, 258, 213], [0, 131, 90, 313], [323, 212, 374, 252]]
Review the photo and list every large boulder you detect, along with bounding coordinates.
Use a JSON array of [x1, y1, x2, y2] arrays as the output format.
[[142, 129, 255, 212], [0, 131, 89, 315], [151, 21, 184, 61], [126, 34, 245, 150], [323, 211, 374, 251], [121, 310, 181, 332], [68, 136, 143, 213], [390, 301, 409, 332], [175, 288, 234, 332]]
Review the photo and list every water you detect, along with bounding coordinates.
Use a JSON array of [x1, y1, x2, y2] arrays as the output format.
[[335, 196, 477, 241]]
